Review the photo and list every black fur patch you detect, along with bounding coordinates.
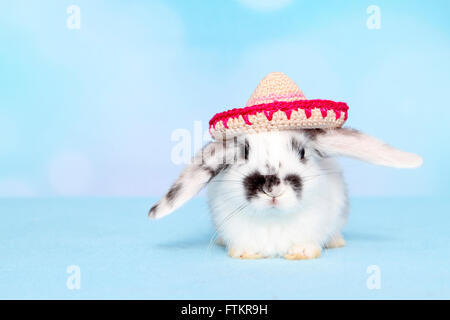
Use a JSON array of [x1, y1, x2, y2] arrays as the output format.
[[201, 165, 216, 177], [201, 163, 230, 183], [314, 148, 326, 158], [284, 174, 303, 196], [302, 129, 326, 140], [291, 138, 306, 162], [216, 164, 230, 176], [166, 183, 182, 202], [263, 174, 280, 193], [243, 171, 265, 200], [149, 203, 158, 215]]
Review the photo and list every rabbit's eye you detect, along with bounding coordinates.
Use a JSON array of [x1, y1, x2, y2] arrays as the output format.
[[244, 139, 250, 160], [291, 137, 306, 161], [300, 148, 305, 160]]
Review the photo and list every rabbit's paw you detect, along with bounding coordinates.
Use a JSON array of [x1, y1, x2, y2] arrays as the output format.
[[216, 237, 226, 247], [284, 244, 321, 260], [228, 248, 264, 259], [325, 235, 346, 249]]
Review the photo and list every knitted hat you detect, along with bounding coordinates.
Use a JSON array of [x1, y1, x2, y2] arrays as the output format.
[[209, 72, 349, 140]]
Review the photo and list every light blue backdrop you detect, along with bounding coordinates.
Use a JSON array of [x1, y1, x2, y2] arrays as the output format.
[[1, 0, 449, 197]]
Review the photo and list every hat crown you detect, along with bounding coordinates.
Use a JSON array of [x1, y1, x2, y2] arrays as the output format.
[[246, 72, 306, 107]]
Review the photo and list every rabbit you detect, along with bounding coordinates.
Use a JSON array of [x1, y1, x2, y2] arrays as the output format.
[[148, 127, 422, 259]]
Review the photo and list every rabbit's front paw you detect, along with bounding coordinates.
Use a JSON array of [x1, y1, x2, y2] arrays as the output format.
[[284, 244, 321, 260], [325, 235, 346, 249], [228, 248, 265, 259]]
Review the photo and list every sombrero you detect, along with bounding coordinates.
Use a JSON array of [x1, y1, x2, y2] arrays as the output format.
[[209, 72, 349, 140]]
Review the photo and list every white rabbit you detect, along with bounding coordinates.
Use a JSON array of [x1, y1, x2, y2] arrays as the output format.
[[149, 128, 422, 259]]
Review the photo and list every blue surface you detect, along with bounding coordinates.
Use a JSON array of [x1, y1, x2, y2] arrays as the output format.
[[0, 197, 449, 299]]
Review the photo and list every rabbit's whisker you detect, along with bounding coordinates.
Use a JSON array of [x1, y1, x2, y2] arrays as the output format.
[[206, 202, 248, 253]]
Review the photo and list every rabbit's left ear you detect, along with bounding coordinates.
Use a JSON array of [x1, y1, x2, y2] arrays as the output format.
[[314, 128, 423, 168]]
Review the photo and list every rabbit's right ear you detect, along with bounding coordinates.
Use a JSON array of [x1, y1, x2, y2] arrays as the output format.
[[314, 128, 423, 168], [148, 140, 238, 219]]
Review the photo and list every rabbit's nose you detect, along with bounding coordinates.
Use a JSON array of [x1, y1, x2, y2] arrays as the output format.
[[262, 175, 282, 196]]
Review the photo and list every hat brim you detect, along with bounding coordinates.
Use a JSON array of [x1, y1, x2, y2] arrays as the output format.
[[209, 99, 348, 140]]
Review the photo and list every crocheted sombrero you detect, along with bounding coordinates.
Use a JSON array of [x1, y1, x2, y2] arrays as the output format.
[[209, 72, 349, 140]]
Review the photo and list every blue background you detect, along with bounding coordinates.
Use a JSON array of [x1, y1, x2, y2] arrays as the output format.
[[1, 0, 449, 197], [0, 0, 449, 299]]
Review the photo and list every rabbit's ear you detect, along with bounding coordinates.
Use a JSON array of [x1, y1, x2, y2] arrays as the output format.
[[149, 140, 237, 219], [314, 128, 423, 168]]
